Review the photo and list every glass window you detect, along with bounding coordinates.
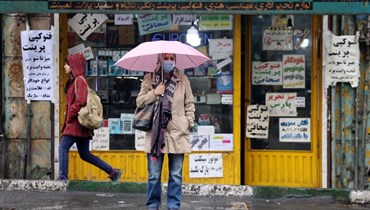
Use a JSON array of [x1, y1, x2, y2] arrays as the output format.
[[67, 14, 234, 150], [249, 15, 312, 151]]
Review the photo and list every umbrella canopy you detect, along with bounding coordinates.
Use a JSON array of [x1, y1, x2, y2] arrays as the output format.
[[114, 40, 210, 72]]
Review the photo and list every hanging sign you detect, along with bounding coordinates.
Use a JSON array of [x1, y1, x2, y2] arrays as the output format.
[[68, 13, 108, 41]]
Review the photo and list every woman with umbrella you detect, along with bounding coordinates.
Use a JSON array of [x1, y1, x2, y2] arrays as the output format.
[[136, 53, 195, 210]]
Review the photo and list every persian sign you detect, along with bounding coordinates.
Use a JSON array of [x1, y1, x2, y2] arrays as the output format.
[[135, 130, 146, 151], [199, 15, 233, 31], [209, 134, 233, 151], [68, 13, 108, 41], [279, 118, 310, 143], [263, 27, 293, 51], [266, 92, 297, 116], [283, 54, 305, 88], [324, 31, 360, 88], [137, 14, 173, 35], [48, 1, 313, 12], [92, 127, 109, 151], [21, 30, 54, 101], [252, 61, 283, 85], [189, 154, 223, 178], [246, 105, 269, 139], [190, 134, 210, 151]]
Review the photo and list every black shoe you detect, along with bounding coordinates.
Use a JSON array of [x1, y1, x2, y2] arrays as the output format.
[[109, 169, 122, 181]]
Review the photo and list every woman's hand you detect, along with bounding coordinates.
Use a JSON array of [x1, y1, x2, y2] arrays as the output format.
[[153, 82, 165, 96]]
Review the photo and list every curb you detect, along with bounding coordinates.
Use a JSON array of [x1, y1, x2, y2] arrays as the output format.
[[1, 179, 369, 204]]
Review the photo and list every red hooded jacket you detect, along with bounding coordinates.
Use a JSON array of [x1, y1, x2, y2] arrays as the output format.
[[61, 53, 92, 138]]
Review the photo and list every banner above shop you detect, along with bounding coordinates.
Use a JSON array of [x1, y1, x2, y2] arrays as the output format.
[[1, 0, 370, 14]]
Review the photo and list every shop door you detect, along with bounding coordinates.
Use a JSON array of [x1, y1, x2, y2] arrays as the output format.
[[244, 15, 321, 187]]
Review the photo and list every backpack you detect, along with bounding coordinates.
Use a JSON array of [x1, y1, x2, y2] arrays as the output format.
[[74, 76, 104, 129]]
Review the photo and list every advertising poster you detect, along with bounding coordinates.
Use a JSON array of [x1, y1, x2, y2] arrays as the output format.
[[21, 30, 54, 101], [324, 31, 360, 88]]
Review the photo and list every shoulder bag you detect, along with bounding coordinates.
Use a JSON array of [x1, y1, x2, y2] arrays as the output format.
[[133, 102, 155, 131]]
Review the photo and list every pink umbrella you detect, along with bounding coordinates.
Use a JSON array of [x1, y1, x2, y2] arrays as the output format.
[[114, 40, 210, 72]]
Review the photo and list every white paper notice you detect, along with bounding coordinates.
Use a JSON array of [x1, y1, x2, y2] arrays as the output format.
[[114, 14, 133, 25], [266, 92, 297, 116], [246, 105, 269, 139], [21, 30, 55, 101], [263, 27, 293, 51], [209, 134, 233, 151], [197, 126, 215, 135], [252, 61, 283, 85], [279, 118, 310, 143], [92, 127, 109, 151], [137, 14, 173, 36], [135, 130, 146, 151], [324, 31, 360, 88], [209, 39, 233, 58], [68, 13, 108, 41], [283, 55, 305, 89], [190, 134, 209, 151], [189, 154, 223, 178], [172, 14, 195, 25]]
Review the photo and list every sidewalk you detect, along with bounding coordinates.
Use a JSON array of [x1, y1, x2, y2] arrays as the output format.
[[1, 179, 369, 204]]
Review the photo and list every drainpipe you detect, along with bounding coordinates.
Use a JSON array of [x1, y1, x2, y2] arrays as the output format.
[[0, 14, 5, 178], [25, 100, 32, 179]]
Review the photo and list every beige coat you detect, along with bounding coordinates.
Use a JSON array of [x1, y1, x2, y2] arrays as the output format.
[[136, 69, 195, 154]]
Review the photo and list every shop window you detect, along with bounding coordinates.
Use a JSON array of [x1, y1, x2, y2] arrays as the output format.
[[66, 14, 234, 151], [248, 15, 312, 151]]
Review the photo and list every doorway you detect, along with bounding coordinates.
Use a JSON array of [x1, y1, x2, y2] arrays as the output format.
[[243, 15, 322, 187]]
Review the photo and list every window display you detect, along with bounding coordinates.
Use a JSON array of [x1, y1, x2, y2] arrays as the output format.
[[67, 14, 234, 150], [248, 15, 312, 151]]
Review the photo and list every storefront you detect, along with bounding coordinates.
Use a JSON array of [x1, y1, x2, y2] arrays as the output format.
[[61, 13, 242, 184], [1, 1, 370, 188]]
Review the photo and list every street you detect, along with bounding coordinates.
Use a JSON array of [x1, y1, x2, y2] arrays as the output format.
[[0, 190, 370, 210]]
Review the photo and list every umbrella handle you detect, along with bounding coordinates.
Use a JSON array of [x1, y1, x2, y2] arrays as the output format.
[[161, 55, 164, 82]]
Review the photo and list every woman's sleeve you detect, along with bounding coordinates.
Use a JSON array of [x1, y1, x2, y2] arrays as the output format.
[[136, 73, 158, 108], [67, 77, 87, 122]]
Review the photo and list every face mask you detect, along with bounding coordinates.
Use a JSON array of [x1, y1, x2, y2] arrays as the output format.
[[163, 60, 175, 73]]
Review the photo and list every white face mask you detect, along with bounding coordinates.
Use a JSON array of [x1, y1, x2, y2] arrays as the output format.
[[163, 60, 175, 73]]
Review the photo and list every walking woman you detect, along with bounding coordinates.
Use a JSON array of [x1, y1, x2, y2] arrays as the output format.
[[58, 53, 122, 181]]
